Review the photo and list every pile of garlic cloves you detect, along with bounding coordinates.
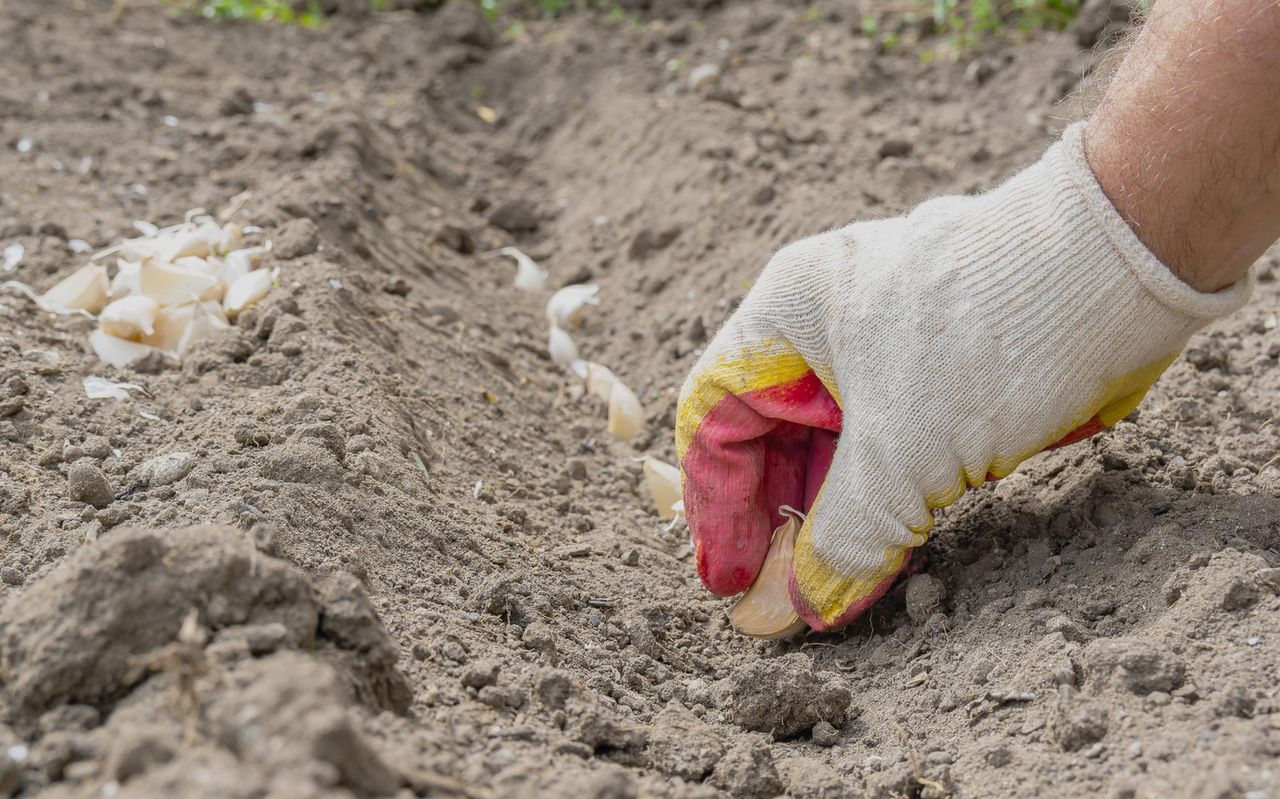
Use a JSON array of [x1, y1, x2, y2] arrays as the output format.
[[2, 210, 273, 368]]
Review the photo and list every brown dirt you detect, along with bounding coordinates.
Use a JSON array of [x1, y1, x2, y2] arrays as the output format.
[[1, 1, 1278, 797]]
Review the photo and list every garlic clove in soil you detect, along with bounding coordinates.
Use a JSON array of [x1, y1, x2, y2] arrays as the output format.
[[223, 268, 272, 318], [548, 325, 580, 370], [98, 295, 159, 339], [546, 283, 599, 328], [486, 247, 547, 291], [90, 328, 157, 368], [728, 512, 808, 639], [641, 457, 682, 520], [139, 258, 221, 307], [606, 377, 644, 440], [584, 361, 615, 403]]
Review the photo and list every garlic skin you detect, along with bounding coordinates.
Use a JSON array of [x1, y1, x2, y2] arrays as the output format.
[[606, 378, 644, 440], [728, 513, 808, 639], [98, 295, 160, 340], [139, 258, 220, 306], [546, 284, 599, 328], [40, 264, 110, 314], [223, 269, 272, 318], [642, 457, 682, 519], [90, 329, 157, 368]]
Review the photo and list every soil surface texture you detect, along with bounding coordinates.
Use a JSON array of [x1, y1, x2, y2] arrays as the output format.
[[2, 1, 1279, 798]]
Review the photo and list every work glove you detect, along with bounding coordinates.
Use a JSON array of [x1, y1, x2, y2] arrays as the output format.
[[676, 123, 1253, 632]]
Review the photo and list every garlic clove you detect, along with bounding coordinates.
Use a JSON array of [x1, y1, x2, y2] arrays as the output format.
[[606, 378, 645, 440], [98, 295, 160, 340], [90, 329, 156, 368], [139, 258, 221, 306], [177, 299, 229, 357], [546, 284, 599, 328], [40, 264, 110, 314], [584, 362, 616, 403], [223, 268, 272, 318], [486, 247, 547, 291], [163, 220, 223, 261], [219, 246, 263, 286], [217, 222, 243, 255], [110, 259, 142, 298], [642, 457, 682, 520], [548, 325, 579, 370], [728, 514, 808, 639], [144, 300, 228, 354]]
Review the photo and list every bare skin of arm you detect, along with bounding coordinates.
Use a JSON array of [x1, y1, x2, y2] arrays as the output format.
[[1087, 0, 1280, 293]]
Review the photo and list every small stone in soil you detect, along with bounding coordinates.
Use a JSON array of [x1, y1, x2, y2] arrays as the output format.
[[135, 452, 195, 488], [67, 461, 114, 509]]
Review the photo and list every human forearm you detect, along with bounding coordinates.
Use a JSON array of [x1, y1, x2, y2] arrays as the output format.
[[1086, 0, 1280, 292]]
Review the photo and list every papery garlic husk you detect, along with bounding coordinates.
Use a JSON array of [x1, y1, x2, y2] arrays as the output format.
[[177, 299, 230, 357], [98, 295, 159, 340], [546, 284, 599, 328], [487, 247, 547, 291], [90, 328, 157, 368], [41, 264, 110, 314], [223, 269, 272, 318], [607, 378, 644, 440], [584, 362, 615, 403], [110, 259, 142, 298], [548, 325, 579, 370], [642, 457, 682, 520], [139, 258, 221, 306], [144, 300, 227, 353], [728, 513, 808, 639]]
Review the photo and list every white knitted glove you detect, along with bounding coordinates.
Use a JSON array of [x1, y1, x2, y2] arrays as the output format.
[[676, 123, 1253, 632]]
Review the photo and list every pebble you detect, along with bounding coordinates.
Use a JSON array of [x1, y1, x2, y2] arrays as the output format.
[[0, 565, 23, 586], [688, 63, 721, 91], [135, 452, 195, 487], [67, 461, 114, 509], [925, 750, 953, 765], [620, 549, 640, 567]]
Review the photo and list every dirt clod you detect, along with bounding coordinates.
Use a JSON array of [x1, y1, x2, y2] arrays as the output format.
[[646, 703, 724, 780], [905, 573, 947, 624], [710, 736, 783, 799], [723, 653, 852, 739]]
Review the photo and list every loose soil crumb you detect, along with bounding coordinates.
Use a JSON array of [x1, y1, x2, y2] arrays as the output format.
[[1, 1, 1279, 797]]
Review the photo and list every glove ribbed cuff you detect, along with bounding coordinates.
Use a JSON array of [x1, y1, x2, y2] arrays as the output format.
[[1056, 122, 1254, 320]]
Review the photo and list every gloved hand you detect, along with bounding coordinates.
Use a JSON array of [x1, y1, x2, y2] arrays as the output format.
[[676, 123, 1253, 632]]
